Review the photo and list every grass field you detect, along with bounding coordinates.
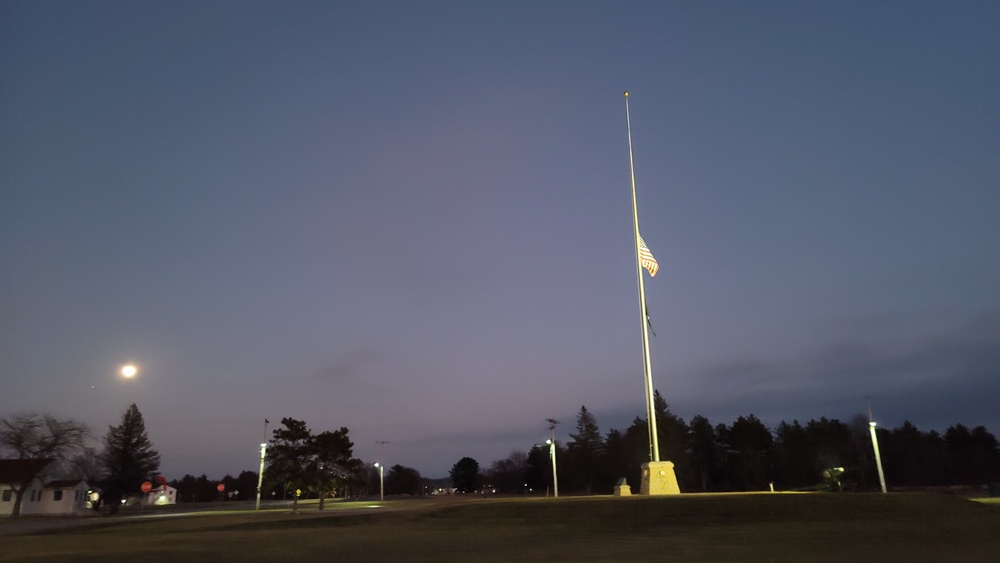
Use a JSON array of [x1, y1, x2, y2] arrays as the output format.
[[3, 493, 999, 562]]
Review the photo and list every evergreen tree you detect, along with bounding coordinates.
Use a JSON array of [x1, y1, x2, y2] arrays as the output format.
[[945, 424, 1000, 484], [100, 403, 160, 514], [619, 417, 653, 492], [384, 464, 422, 495], [884, 420, 921, 486], [266, 417, 312, 512], [566, 405, 604, 493], [653, 390, 691, 489], [773, 420, 813, 489], [805, 417, 854, 476], [449, 457, 480, 493], [602, 428, 631, 490], [687, 415, 719, 492], [310, 427, 358, 509], [724, 415, 773, 491], [569, 406, 604, 455]]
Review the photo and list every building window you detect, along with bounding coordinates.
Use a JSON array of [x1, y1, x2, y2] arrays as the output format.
[[29, 490, 36, 502], [2, 490, 11, 502], [53, 489, 63, 501]]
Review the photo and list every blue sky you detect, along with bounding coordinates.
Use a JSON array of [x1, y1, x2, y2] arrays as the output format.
[[2, 1, 998, 479]]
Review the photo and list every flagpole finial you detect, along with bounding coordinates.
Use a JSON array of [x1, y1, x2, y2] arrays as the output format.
[[624, 91, 629, 97]]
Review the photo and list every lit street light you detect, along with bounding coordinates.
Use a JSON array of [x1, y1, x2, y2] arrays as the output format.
[[374, 462, 384, 502], [255, 442, 267, 510], [546, 418, 559, 498], [868, 400, 888, 494], [545, 439, 559, 498], [255, 419, 269, 510], [869, 421, 887, 494], [121, 364, 137, 379]]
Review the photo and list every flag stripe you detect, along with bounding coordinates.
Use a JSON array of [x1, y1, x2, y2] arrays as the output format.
[[638, 235, 659, 277]]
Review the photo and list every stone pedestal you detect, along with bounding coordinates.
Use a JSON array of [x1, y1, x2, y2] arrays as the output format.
[[639, 461, 681, 495], [613, 478, 632, 496]]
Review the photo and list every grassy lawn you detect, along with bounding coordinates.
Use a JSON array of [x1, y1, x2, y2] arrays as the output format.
[[3, 493, 999, 562]]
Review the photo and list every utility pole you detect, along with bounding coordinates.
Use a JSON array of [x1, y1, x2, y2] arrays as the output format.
[[868, 399, 887, 494], [375, 441, 390, 501], [546, 419, 559, 498], [255, 418, 269, 510]]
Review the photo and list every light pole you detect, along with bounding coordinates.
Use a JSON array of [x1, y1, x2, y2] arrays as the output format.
[[868, 401, 887, 493], [546, 419, 559, 498], [255, 442, 267, 509], [374, 462, 384, 502], [255, 419, 269, 510], [545, 439, 559, 498]]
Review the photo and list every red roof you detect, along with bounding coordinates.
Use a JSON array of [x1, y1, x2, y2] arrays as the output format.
[[0, 458, 53, 485]]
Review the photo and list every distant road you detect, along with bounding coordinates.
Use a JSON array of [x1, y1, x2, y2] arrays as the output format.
[[0, 497, 463, 536]]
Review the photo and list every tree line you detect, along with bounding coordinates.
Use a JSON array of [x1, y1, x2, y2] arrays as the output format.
[[259, 417, 435, 502], [7, 399, 996, 516], [170, 471, 260, 503], [465, 392, 1000, 495]]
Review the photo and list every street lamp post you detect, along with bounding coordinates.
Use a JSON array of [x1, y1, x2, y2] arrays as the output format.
[[866, 400, 888, 494], [374, 463, 384, 502], [255, 442, 267, 509], [868, 400, 887, 494], [255, 419, 269, 510], [545, 419, 559, 498], [546, 439, 559, 498], [869, 421, 887, 493]]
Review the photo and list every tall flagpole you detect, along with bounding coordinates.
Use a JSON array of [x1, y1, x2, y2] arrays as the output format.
[[625, 91, 660, 462]]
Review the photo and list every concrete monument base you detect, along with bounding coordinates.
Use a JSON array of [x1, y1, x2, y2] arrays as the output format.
[[639, 461, 681, 495], [613, 478, 632, 496]]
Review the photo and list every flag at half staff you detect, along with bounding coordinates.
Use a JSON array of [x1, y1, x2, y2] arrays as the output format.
[[638, 236, 659, 277]]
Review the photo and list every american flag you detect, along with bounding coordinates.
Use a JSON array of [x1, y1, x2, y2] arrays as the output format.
[[638, 236, 659, 277]]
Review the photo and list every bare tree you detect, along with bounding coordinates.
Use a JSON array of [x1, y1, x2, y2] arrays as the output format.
[[0, 413, 88, 517]]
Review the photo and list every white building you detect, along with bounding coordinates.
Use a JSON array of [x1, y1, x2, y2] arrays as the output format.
[[26, 480, 92, 515], [145, 484, 177, 505], [1, 458, 52, 517], [1, 459, 92, 516]]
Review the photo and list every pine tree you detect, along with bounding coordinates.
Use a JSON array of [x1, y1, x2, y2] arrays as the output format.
[[653, 390, 690, 487], [688, 415, 718, 492], [569, 406, 604, 456], [310, 427, 357, 510], [266, 417, 313, 512], [449, 457, 480, 493], [567, 405, 604, 493], [100, 403, 160, 513]]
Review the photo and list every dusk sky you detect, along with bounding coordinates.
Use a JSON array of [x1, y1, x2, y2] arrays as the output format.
[[2, 2, 998, 480]]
